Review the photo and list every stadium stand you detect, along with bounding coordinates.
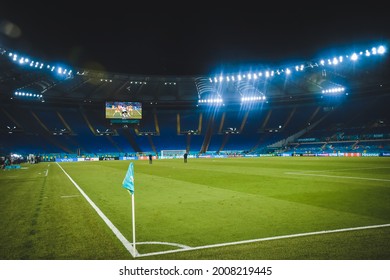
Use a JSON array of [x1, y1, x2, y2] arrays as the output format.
[[1, 44, 390, 160]]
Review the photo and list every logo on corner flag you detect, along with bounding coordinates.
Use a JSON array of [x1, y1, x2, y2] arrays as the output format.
[[122, 162, 135, 194]]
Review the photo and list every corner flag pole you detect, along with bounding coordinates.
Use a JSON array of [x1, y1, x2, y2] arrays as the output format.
[[122, 162, 137, 257], [130, 190, 136, 255]]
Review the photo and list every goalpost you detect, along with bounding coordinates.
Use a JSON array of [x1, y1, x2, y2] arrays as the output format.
[[160, 149, 187, 159]]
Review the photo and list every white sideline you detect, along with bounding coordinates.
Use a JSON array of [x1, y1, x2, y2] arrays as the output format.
[[56, 163, 138, 257]]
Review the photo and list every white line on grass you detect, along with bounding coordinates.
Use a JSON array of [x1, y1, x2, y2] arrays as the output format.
[[289, 166, 390, 174], [137, 241, 191, 249], [45, 164, 50, 177], [56, 162, 138, 257], [136, 223, 390, 258], [285, 172, 390, 182]]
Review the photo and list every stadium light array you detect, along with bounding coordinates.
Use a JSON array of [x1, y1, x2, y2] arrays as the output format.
[[52, 128, 69, 136], [96, 128, 115, 136], [209, 44, 386, 84], [198, 98, 224, 104], [6, 125, 17, 134], [322, 87, 345, 94], [3, 49, 73, 79], [14, 91, 43, 99], [241, 96, 266, 102]]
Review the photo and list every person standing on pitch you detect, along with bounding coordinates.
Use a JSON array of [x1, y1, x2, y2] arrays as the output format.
[[184, 152, 188, 163], [149, 154, 153, 164]]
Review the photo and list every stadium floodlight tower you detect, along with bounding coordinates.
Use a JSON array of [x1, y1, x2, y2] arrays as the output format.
[[196, 77, 224, 106]]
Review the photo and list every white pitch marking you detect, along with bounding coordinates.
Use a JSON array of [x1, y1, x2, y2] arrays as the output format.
[[56, 162, 138, 257], [289, 166, 390, 174], [136, 223, 390, 258], [285, 172, 390, 182], [136, 241, 191, 249]]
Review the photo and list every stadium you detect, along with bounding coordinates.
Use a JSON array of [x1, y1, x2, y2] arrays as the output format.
[[1, 16, 390, 261]]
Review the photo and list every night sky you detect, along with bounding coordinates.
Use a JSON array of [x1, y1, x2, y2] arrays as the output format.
[[1, 7, 390, 76]]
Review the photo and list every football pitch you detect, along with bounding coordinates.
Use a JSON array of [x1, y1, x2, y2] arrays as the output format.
[[1, 156, 390, 260]]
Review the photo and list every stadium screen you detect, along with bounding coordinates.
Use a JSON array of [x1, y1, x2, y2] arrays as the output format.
[[105, 101, 142, 120]]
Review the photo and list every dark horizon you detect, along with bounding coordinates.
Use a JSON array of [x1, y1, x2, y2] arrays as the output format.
[[1, 9, 390, 76]]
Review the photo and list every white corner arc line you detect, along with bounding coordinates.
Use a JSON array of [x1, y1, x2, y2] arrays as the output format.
[[136, 223, 390, 258], [56, 163, 138, 257], [136, 241, 191, 249]]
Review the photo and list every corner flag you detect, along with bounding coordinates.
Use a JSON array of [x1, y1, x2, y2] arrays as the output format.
[[122, 161, 137, 256], [122, 162, 134, 194]]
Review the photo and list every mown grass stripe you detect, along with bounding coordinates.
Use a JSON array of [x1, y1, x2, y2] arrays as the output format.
[[56, 162, 138, 257]]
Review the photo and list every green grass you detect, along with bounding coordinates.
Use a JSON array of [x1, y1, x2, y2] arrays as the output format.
[[1, 157, 389, 259]]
